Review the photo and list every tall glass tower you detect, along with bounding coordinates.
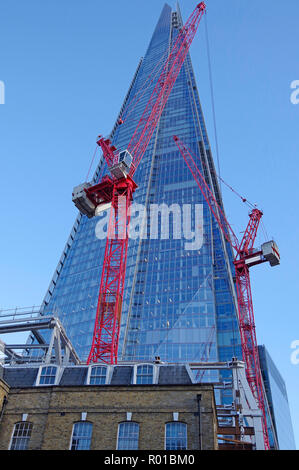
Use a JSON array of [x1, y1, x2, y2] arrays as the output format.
[[40, 4, 242, 396], [259, 345, 296, 450]]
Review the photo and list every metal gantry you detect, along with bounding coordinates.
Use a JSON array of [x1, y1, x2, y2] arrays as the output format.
[[0, 307, 80, 366]]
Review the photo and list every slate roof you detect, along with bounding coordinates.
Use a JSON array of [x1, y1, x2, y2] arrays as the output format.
[[59, 367, 88, 386], [2, 367, 39, 388], [0, 363, 195, 388], [158, 365, 192, 385], [110, 366, 133, 385]]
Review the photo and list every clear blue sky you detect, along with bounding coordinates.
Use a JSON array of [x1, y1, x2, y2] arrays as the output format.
[[0, 0, 298, 448]]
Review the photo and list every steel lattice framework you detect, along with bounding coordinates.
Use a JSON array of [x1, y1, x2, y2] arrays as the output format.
[[173, 135, 270, 450], [87, 177, 137, 364], [85, 3, 206, 365]]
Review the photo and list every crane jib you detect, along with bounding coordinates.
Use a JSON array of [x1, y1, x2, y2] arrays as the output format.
[[84, 2, 207, 369]]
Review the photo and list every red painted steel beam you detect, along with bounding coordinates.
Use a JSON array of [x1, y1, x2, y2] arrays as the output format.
[[234, 261, 270, 449], [174, 135, 270, 450], [128, 2, 206, 176], [173, 135, 239, 251], [95, 3, 206, 178], [237, 208, 263, 258], [87, 2, 207, 366], [87, 177, 137, 365]]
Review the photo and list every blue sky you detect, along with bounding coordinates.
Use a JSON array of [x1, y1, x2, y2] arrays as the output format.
[[0, 0, 298, 448]]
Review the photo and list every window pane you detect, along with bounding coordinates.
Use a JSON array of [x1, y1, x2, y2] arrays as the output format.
[[10, 422, 33, 450], [39, 366, 57, 385], [136, 365, 153, 384], [117, 422, 139, 450], [89, 366, 107, 385], [165, 422, 187, 450], [71, 422, 93, 450]]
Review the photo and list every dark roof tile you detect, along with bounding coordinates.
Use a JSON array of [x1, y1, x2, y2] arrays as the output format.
[[4, 368, 39, 387], [59, 367, 88, 386], [110, 366, 133, 385], [158, 365, 192, 385]]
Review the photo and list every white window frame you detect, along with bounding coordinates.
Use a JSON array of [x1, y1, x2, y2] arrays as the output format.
[[132, 363, 159, 384], [86, 365, 112, 385], [164, 421, 188, 451], [116, 421, 140, 450], [35, 365, 60, 386], [9, 421, 33, 450], [69, 421, 93, 451]]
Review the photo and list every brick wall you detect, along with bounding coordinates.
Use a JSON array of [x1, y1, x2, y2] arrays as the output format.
[[0, 378, 9, 415], [0, 384, 218, 450]]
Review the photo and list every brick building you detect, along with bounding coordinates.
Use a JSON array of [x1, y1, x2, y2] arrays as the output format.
[[0, 363, 218, 450]]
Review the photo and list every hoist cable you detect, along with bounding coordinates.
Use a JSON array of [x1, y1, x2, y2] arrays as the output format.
[[204, 12, 222, 194]]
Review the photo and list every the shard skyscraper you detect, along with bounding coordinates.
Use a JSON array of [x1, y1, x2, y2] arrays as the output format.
[[40, 3, 242, 402]]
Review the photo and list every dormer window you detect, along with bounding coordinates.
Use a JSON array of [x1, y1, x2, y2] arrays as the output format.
[[37, 366, 58, 386], [88, 366, 107, 385], [135, 364, 154, 384]]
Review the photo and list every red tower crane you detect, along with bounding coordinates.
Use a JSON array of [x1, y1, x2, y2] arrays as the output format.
[[72, 3, 207, 365], [173, 135, 280, 450]]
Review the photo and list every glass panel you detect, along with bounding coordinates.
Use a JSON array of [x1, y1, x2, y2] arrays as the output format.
[[39, 366, 57, 385], [165, 422, 187, 450], [10, 422, 33, 450], [136, 365, 153, 384], [117, 422, 139, 450], [89, 366, 107, 385], [71, 422, 93, 450]]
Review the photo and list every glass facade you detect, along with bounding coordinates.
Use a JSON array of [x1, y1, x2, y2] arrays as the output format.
[[259, 345, 296, 450], [39, 4, 242, 404], [117, 422, 139, 450]]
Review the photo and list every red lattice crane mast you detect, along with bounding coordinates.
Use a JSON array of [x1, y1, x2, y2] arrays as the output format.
[[72, 3, 206, 365], [173, 135, 280, 450]]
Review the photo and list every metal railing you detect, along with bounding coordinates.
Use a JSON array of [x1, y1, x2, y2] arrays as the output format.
[[0, 305, 42, 321]]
